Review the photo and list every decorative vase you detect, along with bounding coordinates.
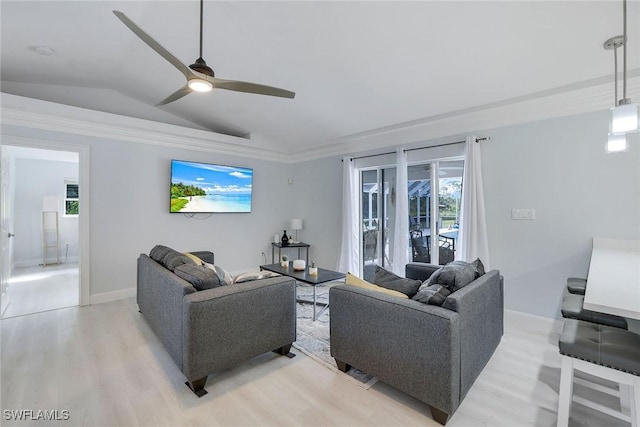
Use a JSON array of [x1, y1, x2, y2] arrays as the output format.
[[281, 230, 289, 246]]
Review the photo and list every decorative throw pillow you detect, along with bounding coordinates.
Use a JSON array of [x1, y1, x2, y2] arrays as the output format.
[[162, 251, 196, 271], [419, 266, 444, 290], [435, 260, 468, 291], [470, 258, 486, 277], [412, 284, 451, 306], [202, 262, 233, 286], [452, 262, 476, 292], [373, 266, 422, 297], [346, 272, 409, 299], [233, 271, 280, 284], [183, 252, 204, 265], [149, 245, 174, 263], [174, 264, 223, 291]]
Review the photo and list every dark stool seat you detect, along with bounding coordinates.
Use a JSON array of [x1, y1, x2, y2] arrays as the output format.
[[566, 277, 587, 295], [559, 319, 640, 375], [561, 294, 628, 329], [557, 319, 640, 427]]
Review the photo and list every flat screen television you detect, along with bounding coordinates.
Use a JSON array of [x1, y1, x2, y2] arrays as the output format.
[[170, 160, 253, 213]]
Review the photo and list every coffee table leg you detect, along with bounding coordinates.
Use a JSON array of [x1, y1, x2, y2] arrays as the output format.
[[313, 285, 317, 321]]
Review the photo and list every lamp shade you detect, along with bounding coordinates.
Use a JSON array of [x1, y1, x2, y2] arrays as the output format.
[[611, 103, 639, 134], [607, 133, 628, 153], [290, 218, 303, 230]]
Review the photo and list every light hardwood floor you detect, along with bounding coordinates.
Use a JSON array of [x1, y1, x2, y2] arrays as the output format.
[[2, 263, 78, 319], [0, 299, 628, 427]]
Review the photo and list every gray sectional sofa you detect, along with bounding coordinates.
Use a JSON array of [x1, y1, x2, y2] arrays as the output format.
[[329, 262, 504, 425], [137, 247, 297, 396]]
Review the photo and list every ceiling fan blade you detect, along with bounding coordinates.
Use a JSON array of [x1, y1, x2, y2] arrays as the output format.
[[113, 10, 193, 80], [156, 85, 192, 106], [209, 77, 295, 99]]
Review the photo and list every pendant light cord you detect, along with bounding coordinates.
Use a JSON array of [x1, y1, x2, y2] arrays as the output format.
[[622, 0, 627, 101], [614, 44, 619, 105]]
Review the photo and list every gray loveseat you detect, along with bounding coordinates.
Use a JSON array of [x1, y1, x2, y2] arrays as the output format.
[[137, 248, 297, 397], [329, 262, 503, 425]]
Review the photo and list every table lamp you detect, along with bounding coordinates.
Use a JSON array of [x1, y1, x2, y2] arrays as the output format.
[[290, 218, 303, 242]]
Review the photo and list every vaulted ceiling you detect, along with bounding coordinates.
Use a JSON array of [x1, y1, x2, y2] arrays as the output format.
[[2, 1, 639, 157]]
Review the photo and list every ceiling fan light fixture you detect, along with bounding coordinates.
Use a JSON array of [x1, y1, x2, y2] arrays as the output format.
[[607, 133, 628, 153], [188, 78, 213, 92], [610, 102, 639, 134]]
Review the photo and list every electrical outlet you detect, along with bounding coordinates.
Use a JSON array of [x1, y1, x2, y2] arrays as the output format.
[[511, 209, 536, 220]]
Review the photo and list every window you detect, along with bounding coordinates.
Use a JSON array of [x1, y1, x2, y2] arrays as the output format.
[[65, 180, 79, 216]]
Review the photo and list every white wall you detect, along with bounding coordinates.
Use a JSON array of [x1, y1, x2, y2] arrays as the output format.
[[13, 158, 79, 266], [295, 109, 639, 319], [87, 137, 294, 295], [3, 99, 638, 319], [481, 110, 639, 318]]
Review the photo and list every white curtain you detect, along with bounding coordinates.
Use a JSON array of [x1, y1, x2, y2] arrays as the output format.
[[391, 148, 409, 275], [457, 136, 490, 267], [337, 156, 360, 274]]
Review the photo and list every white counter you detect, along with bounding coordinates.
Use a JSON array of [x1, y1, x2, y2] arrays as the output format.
[[583, 238, 640, 320]]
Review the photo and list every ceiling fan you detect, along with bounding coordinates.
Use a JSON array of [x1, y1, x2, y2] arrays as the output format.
[[113, 0, 295, 106]]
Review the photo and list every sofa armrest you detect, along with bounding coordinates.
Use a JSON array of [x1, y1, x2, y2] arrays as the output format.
[[442, 270, 503, 400], [137, 254, 197, 370], [405, 262, 440, 282], [329, 285, 461, 414], [181, 276, 296, 381]]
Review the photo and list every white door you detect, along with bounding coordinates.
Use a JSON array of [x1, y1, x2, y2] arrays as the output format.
[[1, 146, 13, 316]]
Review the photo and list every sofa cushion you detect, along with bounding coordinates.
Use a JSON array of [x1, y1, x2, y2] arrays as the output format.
[[373, 266, 422, 297], [163, 251, 196, 272], [174, 264, 224, 290], [149, 245, 174, 263], [346, 272, 409, 299], [412, 284, 451, 306], [202, 262, 233, 286]]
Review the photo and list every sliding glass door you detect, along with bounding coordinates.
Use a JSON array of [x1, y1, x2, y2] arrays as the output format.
[[361, 167, 396, 282], [361, 159, 463, 278]]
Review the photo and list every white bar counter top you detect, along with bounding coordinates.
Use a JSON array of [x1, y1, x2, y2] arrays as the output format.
[[583, 238, 640, 320]]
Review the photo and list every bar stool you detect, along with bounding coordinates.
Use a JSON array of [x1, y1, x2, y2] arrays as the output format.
[[561, 294, 628, 329], [566, 277, 587, 295], [557, 319, 640, 427]]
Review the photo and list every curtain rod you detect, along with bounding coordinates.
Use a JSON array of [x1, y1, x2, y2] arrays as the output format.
[[344, 137, 490, 161]]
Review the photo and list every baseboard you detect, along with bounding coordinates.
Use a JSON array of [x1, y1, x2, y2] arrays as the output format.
[[90, 287, 136, 305], [505, 308, 564, 333], [14, 257, 80, 268]]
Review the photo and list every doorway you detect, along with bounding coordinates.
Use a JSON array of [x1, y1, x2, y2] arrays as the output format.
[[359, 160, 464, 281], [1, 145, 80, 318]]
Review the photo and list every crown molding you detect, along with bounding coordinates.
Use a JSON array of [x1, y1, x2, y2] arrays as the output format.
[[289, 72, 640, 163], [3, 73, 639, 165], [0, 93, 288, 163]]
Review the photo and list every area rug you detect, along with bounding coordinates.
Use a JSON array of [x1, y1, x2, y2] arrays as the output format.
[[293, 282, 378, 389]]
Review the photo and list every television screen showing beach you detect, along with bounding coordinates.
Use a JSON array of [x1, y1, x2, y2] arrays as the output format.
[[170, 160, 253, 213]]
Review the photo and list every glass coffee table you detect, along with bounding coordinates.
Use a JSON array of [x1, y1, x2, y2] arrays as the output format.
[[260, 263, 345, 321]]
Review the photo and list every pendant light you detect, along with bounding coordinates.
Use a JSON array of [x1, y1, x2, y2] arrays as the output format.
[[605, 0, 638, 153]]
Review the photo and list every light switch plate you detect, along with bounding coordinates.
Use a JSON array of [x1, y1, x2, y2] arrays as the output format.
[[511, 209, 536, 220]]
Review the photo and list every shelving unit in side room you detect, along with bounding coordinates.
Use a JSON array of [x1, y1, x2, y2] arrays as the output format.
[[42, 211, 60, 266]]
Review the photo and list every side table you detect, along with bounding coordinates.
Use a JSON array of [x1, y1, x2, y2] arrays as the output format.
[[271, 242, 310, 265]]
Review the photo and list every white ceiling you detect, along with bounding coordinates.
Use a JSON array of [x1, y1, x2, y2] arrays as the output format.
[[2, 1, 639, 156]]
